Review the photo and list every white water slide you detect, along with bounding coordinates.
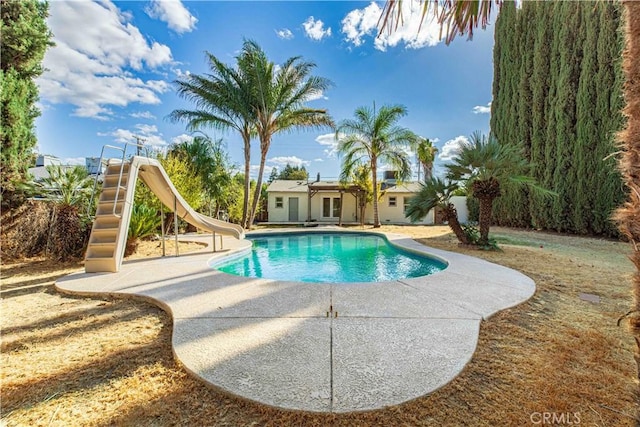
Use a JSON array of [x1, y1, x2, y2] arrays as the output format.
[[84, 156, 245, 273]]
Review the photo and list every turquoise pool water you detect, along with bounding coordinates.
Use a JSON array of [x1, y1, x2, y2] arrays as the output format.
[[214, 232, 447, 283]]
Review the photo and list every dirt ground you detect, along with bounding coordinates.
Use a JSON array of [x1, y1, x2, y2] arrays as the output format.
[[1, 226, 639, 426]]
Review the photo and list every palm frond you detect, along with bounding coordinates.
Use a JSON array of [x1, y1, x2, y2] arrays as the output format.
[[379, 0, 499, 45], [405, 177, 458, 222]]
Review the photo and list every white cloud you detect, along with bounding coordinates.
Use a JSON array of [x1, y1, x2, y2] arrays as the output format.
[[341, 1, 443, 51], [303, 16, 332, 41], [276, 28, 294, 40], [313, 158, 324, 162], [173, 68, 191, 78], [130, 111, 156, 119], [249, 164, 271, 179], [99, 123, 169, 149], [472, 101, 492, 114], [171, 134, 193, 145], [268, 156, 310, 168], [306, 89, 329, 101], [316, 133, 340, 157], [145, 0, 197, 34], [341, 2, 382, 47], [439, 136, 470, 161], [38, 1, 173, 120]]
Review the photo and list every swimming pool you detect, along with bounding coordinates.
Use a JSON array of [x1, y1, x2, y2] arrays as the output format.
[[213, 232, 447, 283]]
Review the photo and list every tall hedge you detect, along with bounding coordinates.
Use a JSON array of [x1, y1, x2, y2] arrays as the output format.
[[0, 0, 53, 209], [491, 0, 624, 237]]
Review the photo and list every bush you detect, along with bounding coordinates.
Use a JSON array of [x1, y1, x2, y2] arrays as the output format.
[[126, 203, 160, 256], [466, 195, 479, 222], [0, 200, 90, 261], [462, 221, 500, 251], [49, 205, 91, 261], [0, 200, 52, 259]]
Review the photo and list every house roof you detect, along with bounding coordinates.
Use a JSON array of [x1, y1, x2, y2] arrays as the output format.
[[267, 179, 423, 194], [266, 180, 308, 193], [382, 182, 422, 193]]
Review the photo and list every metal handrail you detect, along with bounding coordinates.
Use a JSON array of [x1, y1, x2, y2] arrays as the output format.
[[86, 141, 146, 218]]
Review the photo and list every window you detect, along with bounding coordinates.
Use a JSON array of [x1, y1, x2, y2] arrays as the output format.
[[333, 197, 341, 217], [323, 197, 341, 218], [389, 196, 397, 207], [323, 197, 331, 217], [275, 197, 283, 208], [403, 197, 410, 214]]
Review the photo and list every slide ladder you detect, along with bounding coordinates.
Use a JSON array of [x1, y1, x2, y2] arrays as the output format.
[[84, 153, 244, 273]]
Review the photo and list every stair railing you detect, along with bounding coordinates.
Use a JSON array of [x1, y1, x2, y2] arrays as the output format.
[[86, 142, 146, 218]]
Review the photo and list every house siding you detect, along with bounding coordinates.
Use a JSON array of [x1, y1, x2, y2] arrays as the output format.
[[265, 181, 470, 225]]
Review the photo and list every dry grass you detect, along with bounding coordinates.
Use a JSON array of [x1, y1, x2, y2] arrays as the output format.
[[1, 226, 639, 426]]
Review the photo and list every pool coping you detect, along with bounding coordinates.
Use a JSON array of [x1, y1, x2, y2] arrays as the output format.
[[55, 227, 535, 413]]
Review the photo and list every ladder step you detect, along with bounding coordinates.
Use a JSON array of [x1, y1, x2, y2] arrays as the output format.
[[91, 227, 119, 233], [88, 241, 116, 248], [86, 246, 115, 258], [96, 202, 125, 216], [84, 258, 117, 273]]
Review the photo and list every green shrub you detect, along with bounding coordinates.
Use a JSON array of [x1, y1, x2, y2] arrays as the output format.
[[126, 203, 160, 255], [466, 195, 479, 222], [462, 221, 500, 251]]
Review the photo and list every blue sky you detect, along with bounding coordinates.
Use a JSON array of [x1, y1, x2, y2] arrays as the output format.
[[36, 0, 495, 180]]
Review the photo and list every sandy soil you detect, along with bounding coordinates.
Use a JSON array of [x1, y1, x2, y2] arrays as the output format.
[[1, 226, 638, 426]]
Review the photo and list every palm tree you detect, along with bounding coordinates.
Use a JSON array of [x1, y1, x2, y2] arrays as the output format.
[[446, 131, 553, 246], [169, 51, 254, 228], [22, 165, 94, 260], [240, 40, 334, 228], [406, 177, 469, 244], [168, 133, 232, 217], [26, 164, 93, 208], [336, 103, 417, 228], [416, 137, 438, 181]]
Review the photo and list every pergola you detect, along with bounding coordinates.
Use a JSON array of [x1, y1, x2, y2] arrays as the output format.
[[307, 182, 366, 226]]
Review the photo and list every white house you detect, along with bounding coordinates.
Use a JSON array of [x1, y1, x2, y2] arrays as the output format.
[[266, 179, 469, 225]]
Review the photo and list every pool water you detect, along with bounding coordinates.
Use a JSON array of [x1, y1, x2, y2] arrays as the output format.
[[214, 232, 447, 283]]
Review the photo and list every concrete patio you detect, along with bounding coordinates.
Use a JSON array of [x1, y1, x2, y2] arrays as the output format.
[[55, 229, 535, 413]]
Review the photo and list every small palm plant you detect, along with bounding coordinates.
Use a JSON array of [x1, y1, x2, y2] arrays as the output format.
[[405, 177, 470, 244], [126, 202, 160, 256], [446, 131, 555, 246], [21, 165, 94, 260]]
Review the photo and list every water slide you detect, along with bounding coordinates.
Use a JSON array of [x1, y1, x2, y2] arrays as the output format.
[[84, 156, 245, 273]]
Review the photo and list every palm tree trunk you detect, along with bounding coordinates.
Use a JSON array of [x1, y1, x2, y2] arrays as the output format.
[[424, 165, 433, 181], [477, 196, 493, 246], [247, 147, 268, 228], [617, 0, 640, 379], [372, 160, 380, 228], [242, 140, 251, 229], [443, 203, 470, 245]]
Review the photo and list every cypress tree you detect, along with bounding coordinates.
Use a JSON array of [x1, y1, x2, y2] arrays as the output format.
[[490, 0, 623, 236], [550, 2, 584, 232], [491, 1, 525, 226], [529, 2, 554, 229], [539, 1, 565, 230], [497, 2, 535, 227], [592, 2, 625, 235], [573, 3, 600, 234], [0, 0, 53, 209]]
